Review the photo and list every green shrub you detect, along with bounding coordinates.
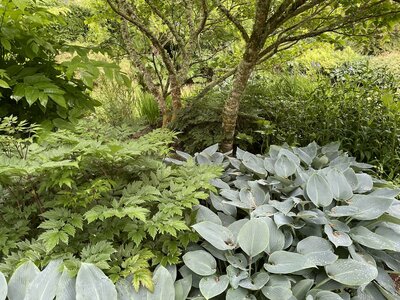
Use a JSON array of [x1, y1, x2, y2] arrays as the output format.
[[292, 42, 362, 73], [0, 117, 221, 290], [163, 142, 400, 299], [92, 75, 137, 126], [176, 63, 400, 181]]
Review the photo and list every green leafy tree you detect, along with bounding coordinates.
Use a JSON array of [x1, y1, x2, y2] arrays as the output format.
[[0, 0, 123, 127]]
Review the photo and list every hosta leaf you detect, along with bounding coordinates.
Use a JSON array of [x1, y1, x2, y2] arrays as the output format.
[[226, 253, 248, 271], [315, 291, 343, 300], [242, 152, 267, 176], [195, 205, 222, 225], [25, 260, 62, 300], [239, 272, 270, 290], [274, 155, 297, 178], [296, 237, 338, 266], [76, 263, 117, 300], [226, 287, 256, 300], [325, 259, 378, 286], [324, 224, 352, 248], [261, 286, 294, 300], [0, 272, 7, 300], [8, 261, 40, 300], [192, 221, 236, 250], [261, 217, 285, 254], [264, 251, 316, 274], [237, 218, 269, 257], [56, 270, 76, 300], [325, 168, 353, 200], [226, 265, 248, 289], [354, 173, 373, 193], [174, 276, 192, 300], [292, 279, 314, 300], [199, 275, 229, 299], [306, 173, 333, 207], [348, 195, 394, 220], [183, 250, 216, 276], [148, 266, 175, 300], [350, 226, 399, 251]]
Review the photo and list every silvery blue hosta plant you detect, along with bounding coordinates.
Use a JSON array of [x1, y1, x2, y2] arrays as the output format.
[[165, 142, 400, 299]]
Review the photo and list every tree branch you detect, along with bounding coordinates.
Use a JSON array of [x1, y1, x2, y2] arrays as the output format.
[[215, 0, 250, 42]]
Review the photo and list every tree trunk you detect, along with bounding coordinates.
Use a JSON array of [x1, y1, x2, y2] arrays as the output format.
[[170, 74, 182, 122], [221, 50, 258, 152]]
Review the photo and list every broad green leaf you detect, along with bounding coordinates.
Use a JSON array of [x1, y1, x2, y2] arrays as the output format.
[[174, 276, 192, 300], [325, 168, 353, 200], [226, 287, 256, 300], [8, 261, 40, 300], [238, 218, 269, 257], [182, 250, 216, 276], [0, 80, 9, 89], [226, 253, 247, 271], [148, 266, 175, 300], [292, 279, 314, 300], [349, 195, 394, 220], [56, 270, 76, 300], [315, 291, 343, 300], [239, 272, 270, 290], [296, 237, 338, 266], [192, 221, 236, 250], [324, 224, 352, 248], [325, 259, 378, 286], [116, 277, 146, 300], [355, 173, 373, 193], [25, 260, 62, 300], [261, 217, 285, 254], [261, 286, 294, 300], [274, 155, 297, 178], [350, 226, 399, 251], [0, 272, 7, 300], [76, 263, 117, 300], [242, 152, 267, 176], [195, 205, 222, 225], [306, 173, 333, 207], [199, 275, 229, 299], [264, 251, 316, 274], [226, 265, 248, 289]]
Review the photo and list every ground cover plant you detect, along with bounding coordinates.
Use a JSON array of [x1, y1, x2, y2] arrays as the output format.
[[0, 117, 221, 295], [163, 143, 400, 299]]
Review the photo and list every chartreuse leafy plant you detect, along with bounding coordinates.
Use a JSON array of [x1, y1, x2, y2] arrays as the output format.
[[0, 0, 126, 126], [0, 117, 221, 294], [162, 143, 400, 299]]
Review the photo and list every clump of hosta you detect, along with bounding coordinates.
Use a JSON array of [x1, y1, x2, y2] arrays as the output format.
[[170, 143, 400, 299]]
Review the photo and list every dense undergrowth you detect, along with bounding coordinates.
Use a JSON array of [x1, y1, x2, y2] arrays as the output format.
[[173, 62, 400, 182], [0, 117, 221, 291]]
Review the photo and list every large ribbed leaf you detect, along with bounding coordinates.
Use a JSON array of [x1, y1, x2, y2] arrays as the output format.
[[237, 219, 269, 257], [147, 266, 175, 300], [192, 221, 236, 250], [349, 195, 394, 220], [76, 263, 117, 300], [8, 261, 40, 300], [264, 251, 316, 274], [0, 272, 7, 300], [306, 173, 333, 207], [56, 270, 76, 300], [350, 226, 399, 251], [199, 275, 229, 299], [174, 276, 192, 300], [325, 168, 353, 200], [25, 260, 62, 300], [296, 237, 338, 266], [325, 259, 378, 286], [183, 250, 216, 276]]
